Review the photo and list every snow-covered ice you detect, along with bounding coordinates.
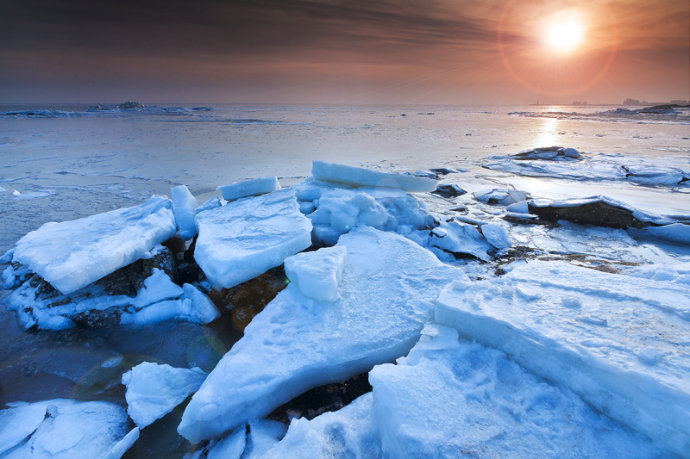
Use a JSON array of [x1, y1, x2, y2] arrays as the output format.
[[194, 189, 312, 289], [0, 399, 134, 458], [284, 246, 346, 302], [312, 160, 437, 192], [428, 220, 494, 261], [205, 428, 246, 459], [171, 185, 199, 240], [10, 196, 177, 294], [480, 223, 511, 249], [122, 362, 207, 428], [242, 419, 287, 458], [473, 188, 527, 206], [263, 394, 381, 459], [218, 177, 280, 202], [178, 227, 459, 443], [435, 260, 690, 455], [369, 324, 669, 457]]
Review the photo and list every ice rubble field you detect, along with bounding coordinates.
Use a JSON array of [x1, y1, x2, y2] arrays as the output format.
[[1, 154, 689, 458]]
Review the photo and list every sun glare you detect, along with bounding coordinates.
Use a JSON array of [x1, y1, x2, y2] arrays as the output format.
[[544, 12, 586, 53]]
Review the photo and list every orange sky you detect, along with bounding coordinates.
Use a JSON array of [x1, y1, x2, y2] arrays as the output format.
[[1, 0, 688, 104]]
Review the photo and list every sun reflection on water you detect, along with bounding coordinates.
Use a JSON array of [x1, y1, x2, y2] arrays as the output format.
[[533, 117, 559, 148]]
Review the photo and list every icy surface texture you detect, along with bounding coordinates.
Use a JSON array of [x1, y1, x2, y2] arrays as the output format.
[[435, 260, 690, 455], [242, 419, 287, 458], [171, 185, 199, 240], [122, 362, 207, 428], [485, 152, 689, 188], [473, 188, 527, 206], [178, 227, 459, 443], [284, 246, 346, 302], [11, 196, 176, 294], [263, 394, 381, 459], [206, 428, 246, 459], [480, 223, 511, 249], [218, 177, 280, 202], [0, 399, 134, 458], [369, 325, 668, 458], [194, 189, 312, 289], [312, 161, 437, 192], [293, 179, 434, 247]]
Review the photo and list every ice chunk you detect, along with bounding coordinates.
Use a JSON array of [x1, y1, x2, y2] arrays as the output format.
[[243, 420, 287, 458], [105, 427, 139, 459], [1, 399, 132, 458], [480, 223, 511, 249], [11, 196, 176, 294], [263, 394, 381, 459], [506, 200, 529, 213], [122, 362, 207, 428], [473, 188, 527, 206], [429, 221, 494, 261], [206, 428, 246, 459], [218, 177, 280, 202], [312, 161, 437, 192], [431, 184, 466, 198], [120, 283, 219, 326], [171, 185, 199, 240], [512, 146, 582, 161], [178, 227, 459, 443], [284, 246, 346, 302], [639, 223, 690, 244], [0, 402, 48, 455], [195, 196, 222, 215], [369, 325, 668, 457], [435, 260, 690, 456], [194, 189, 312, 289]]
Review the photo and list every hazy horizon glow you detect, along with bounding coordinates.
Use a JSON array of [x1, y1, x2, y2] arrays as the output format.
[[1, 0, 688, 105]]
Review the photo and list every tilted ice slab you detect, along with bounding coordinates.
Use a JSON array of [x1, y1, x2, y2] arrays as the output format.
[[122, 362, 207, 428], [263, 393, 381, 459], [0, 399, 135, 458], [284, 246, 346, 302], [435, 260, 690, 456], [428, 220, 495, 261], [11, 196, 176, 294], [312, 161, 437, 192], [171, 185, 199, 240], [178, 227, 460, 442], [369, 325, 668, 458], [194, 189, 312, 289], [218, 177, 281, 202]]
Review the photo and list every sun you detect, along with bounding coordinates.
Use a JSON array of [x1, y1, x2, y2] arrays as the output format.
[[543, 11, 586, 53]]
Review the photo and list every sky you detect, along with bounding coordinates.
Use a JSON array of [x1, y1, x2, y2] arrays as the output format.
[[1, 0, 688, 105]]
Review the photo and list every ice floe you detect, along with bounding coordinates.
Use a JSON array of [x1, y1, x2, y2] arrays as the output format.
[[0, 399, 134, 458], [435, 260, 690, 455], [217, 177, 280, 202], [263, 394, 380, 459], [312, 161, 437, 192], [122, 362, 206, 428], [11, 196, 177, 295], [171, 185, 199, 240], [194, 189, 312, 289], [512, 145, 581, 160], [369, 324, 669, 457], [178, 227, 460, 443]]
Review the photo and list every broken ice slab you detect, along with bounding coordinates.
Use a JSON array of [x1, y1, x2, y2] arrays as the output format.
[[218, 177, 280, 202], [122, 362, 206, 428], [312, 161, 437, 192], [527, 195, 676, 229], [369, 324, 669, 457], [284, 246, 346, 302], [435, 260, 690, 456], [262, 394, 381, 459], [428, 220, 494, 261], [194, 189, 312, 289], [473, 188, 527, 206], [11, 196, 177, 295], [512, 146, 581, 161], [178, 227, 460, 443], [171, 185, 199, 240], [0, 399, 135, 458]]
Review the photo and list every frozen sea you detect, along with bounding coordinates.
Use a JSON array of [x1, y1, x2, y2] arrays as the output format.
[[0, 103, 689, 457]]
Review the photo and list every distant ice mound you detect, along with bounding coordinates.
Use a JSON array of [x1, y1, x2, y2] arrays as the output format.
[[0, 102, 214, 119]]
